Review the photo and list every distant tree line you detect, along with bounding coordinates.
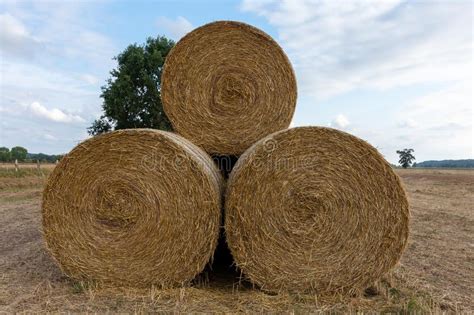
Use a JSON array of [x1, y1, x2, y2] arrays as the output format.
[[413, 159, 474, 168], [0, 146, 28, 162], [395, 149, 472, 168], [0, 147, 63, 163], [27, 153, 64, 163]]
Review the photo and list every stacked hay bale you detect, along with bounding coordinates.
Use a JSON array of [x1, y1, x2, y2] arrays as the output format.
[[161, 21, 297, 155], [224, 127, 409, 293], [43, 20, 409, 294], [43, 129, 222, 287]]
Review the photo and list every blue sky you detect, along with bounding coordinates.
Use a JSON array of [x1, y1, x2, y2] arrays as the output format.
[[0, 0, 472, 163]]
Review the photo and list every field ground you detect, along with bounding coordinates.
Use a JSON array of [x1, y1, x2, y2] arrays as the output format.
[[0, 168, 472, 312]]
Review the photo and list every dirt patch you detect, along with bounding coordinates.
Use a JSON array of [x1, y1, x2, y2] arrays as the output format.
[[397, 169, 474, 310]]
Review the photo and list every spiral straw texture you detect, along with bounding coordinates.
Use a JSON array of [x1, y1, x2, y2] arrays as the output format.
[[225, 127, 409, 293], [42, 129, 223, 287], [161, 21, 297, 155]]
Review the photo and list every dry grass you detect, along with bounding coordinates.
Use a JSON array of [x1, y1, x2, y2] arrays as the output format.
[[0, 163, 54, 179], [0, 168, 472, 312], [396, 168, 474, 310], [161, 21, 297, 155], [42, 129, 223, 287], [225, 127, 409, 293]]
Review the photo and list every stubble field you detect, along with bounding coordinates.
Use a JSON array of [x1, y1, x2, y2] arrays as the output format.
[[0, 166, 472, 313]]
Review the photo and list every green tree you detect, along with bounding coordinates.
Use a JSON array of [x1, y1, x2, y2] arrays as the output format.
[[0, 147, 11, 162], [396, 148, 415, 168], [11, 146, 28, 162], [88, 36, 175, 135]]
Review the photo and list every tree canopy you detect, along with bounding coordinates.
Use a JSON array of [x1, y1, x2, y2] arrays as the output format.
[[88, 36, 175, 135], [10, 146, 28, 162], [0, 147, 11, 162], [396, 148, 415, 168]]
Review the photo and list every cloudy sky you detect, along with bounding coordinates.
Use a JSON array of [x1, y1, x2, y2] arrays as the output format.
[[0, 0, 472, 163]]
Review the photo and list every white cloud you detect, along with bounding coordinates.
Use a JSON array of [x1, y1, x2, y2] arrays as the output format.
[[400, 83, 472, 131], [81, 74, 99, 85], [241, 0, 472, 100], [156, 16, 193, 40], [0, 60, 102, 124], [0, 3, 115, 153], [28, 102, 85, 123], [2, 60, 98, 95], [242, 0, 473, 162], [0, 3, 117, 75], [43, 133, 58, 141], [397, 118, 418, 129], [350, 83, 473, 162], [64, 30, 116, 69], [0, 13, 28, 38], [0, 13, 42, 57], [330, 114, 350, 129]]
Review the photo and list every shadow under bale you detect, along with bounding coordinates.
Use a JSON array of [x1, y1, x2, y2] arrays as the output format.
[[209, 155, 240, 276]]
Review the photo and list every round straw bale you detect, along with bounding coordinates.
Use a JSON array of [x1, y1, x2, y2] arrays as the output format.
[[225, 127, 409, 293], [161, 21, 297, 155], [42, 129, 223, 287]]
